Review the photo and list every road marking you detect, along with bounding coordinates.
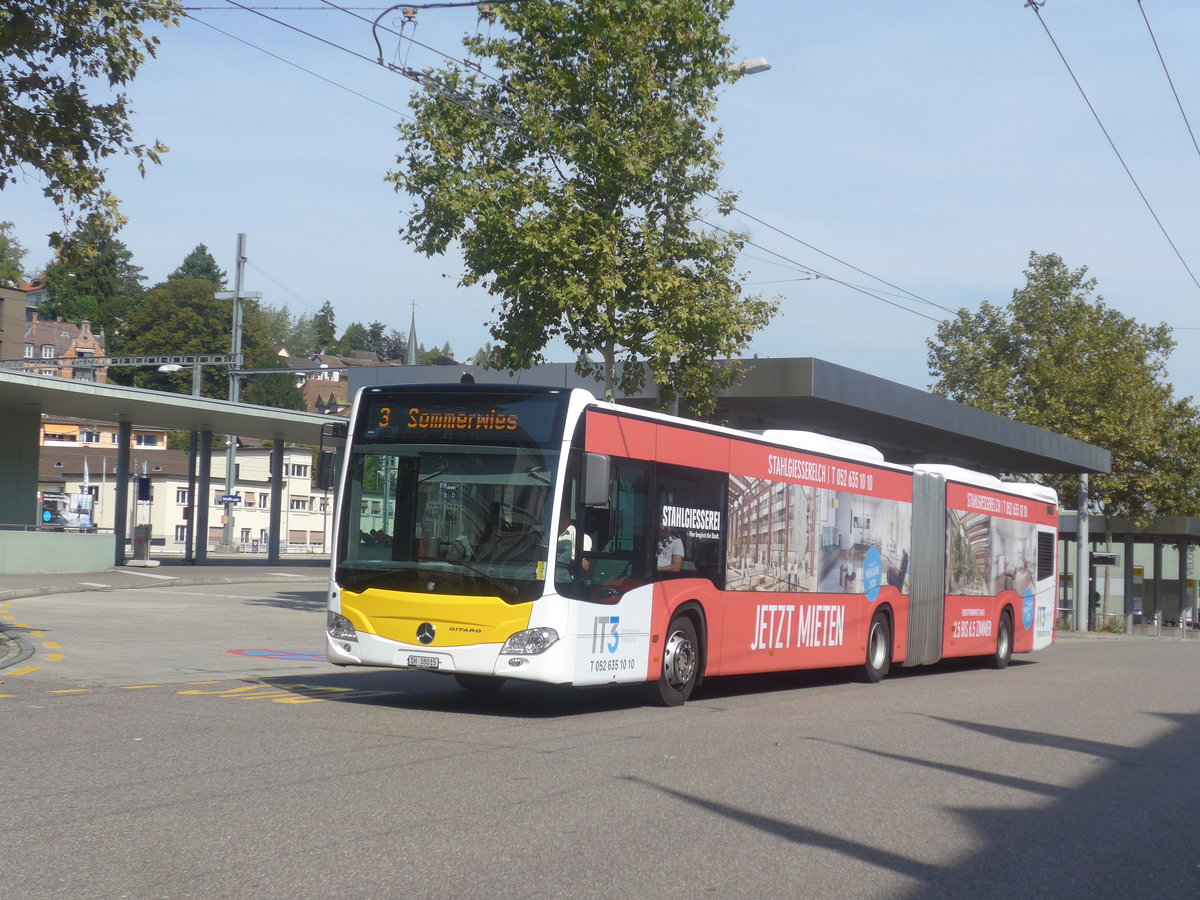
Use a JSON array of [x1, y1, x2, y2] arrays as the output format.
[[49, 689, 91, 694], [227, 648, 326, 661], [117, 569, 176, 580], [29, 631, 45, 638], [78, 582, 112, 588], [7, 666, 39, 676], [45, 653, 63, 661], [267, 572, 311, 578], [44, 641, 61, 649], [119, 685, 160, 690]]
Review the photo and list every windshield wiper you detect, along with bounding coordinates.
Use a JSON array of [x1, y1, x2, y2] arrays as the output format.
[[337, 566, 411, 593], [439, 559, 521, 600]]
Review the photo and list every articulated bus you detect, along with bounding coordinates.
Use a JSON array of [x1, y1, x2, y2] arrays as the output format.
[[326, 383, 1059, 705]]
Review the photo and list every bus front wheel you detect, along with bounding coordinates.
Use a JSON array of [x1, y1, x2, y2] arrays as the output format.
[[647, 615, 699, 707], [862, 610, 891, 684]]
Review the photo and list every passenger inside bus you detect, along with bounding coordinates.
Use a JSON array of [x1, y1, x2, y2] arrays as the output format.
[[657, 524, 684, 573]]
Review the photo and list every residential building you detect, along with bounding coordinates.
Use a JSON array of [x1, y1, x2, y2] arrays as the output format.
[[21, 313, 108, 382], [37, 440, 333, 555]]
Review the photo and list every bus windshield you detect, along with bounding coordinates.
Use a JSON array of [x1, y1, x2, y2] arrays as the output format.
[[335, 388, 567, 602]]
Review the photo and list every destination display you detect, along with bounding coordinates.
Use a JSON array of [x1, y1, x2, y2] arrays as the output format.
[[356, 389, 566, 448]]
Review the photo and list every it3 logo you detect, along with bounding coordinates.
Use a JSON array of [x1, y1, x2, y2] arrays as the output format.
[[592, 615, 620, 654]]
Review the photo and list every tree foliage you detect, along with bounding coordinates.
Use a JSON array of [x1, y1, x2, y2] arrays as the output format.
[[169, 243, 226, 286], [389, 0, 776, 414], [111, 276, 274, 396], [0, 1, 180, 240], [312, 300, 337, 352], [38, 214, 144, 335], [0, 221, 26, 286], [927, 251, 1200, 521]]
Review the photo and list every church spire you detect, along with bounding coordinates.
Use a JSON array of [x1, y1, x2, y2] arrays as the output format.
[[405, 301, 418, 366]]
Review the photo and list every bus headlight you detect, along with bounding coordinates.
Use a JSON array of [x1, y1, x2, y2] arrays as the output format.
[[327, 612, 358, 642], [500, 627, 559, 655]]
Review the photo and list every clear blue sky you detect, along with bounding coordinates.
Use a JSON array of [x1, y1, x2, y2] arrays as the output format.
[[6, 1, 1200, 394]]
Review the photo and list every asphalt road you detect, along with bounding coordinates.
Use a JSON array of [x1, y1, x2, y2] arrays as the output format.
[[3, 580, 1199, 899]]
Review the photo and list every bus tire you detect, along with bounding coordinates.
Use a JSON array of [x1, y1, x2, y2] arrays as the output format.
[[862, 610, 891, 684], [646, 614, 700, 707], [454, 674, 506, 693], [990, 611, 1013, 670]]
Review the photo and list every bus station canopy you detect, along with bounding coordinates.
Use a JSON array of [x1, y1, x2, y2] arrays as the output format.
[[350, 357, 1111, 476], [0, 369, 336, 443]]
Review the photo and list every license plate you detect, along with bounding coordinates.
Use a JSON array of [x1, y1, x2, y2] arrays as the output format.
[[407, 654, 440, 670]]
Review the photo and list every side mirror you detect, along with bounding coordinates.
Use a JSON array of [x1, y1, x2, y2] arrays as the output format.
[[583, 453, 610, 507]]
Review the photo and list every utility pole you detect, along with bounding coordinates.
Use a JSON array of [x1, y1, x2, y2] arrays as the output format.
[[220, 233, 247, 551]]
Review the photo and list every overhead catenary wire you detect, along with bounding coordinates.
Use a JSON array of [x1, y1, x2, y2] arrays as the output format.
[[317, 0, 950, 314], [1025, 0, 1200, 294], [210, 0, 950, 322], [185, 11, 411, 117], [1135, 0, 1200, 162]]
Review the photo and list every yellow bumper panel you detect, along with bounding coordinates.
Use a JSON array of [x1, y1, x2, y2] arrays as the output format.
[[341, 588, 533, 647]]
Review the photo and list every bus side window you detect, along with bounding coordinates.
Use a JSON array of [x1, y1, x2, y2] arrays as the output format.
[[589, 461, 650, 588]]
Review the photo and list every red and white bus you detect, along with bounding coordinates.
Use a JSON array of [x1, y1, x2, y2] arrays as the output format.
[[326, 383, 1059, 704]]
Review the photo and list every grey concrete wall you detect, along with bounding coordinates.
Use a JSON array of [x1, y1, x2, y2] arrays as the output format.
[[0, 531, 115, 574], [0, 408, 41, 525]]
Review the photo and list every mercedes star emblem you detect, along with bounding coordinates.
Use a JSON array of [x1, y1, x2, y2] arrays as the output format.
[[416, 622, 436, 645]]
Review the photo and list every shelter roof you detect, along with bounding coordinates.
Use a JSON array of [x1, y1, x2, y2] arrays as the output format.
[[0, 370, 339, 444]]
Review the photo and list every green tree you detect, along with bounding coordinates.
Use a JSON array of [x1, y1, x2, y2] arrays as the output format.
[[241, 366, 305, 411], [287, 312, 322, 357], [110, 276, 281, 402], [379, 326, 407, 361], [0, 221, 26, 286], [258, 303, 296, 353], [927, 251, 1200, 520], [39, 213, 143, 334], [389, 0, 776, 414], [312, 300, 337, 352], [419, 341, 457, 365], [169, 243, 226, 286], [335, 321, 371, 355], [109, 277, 232, 395], [1, 2, 180, 240]]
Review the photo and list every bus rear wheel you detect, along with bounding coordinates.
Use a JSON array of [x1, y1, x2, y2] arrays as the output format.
[[646, 615, 699, 707], [990, 611, 1013, 670], [862, 610, 891, 684]]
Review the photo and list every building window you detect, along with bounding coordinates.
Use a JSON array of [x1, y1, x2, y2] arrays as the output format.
[[176, 488, 189, 504], [244, 491, 255, 507], [213, 491, 225, 506], [174, 525, 187, 543], [289, 464, 309, 478], [24, 343, 33, 358], [135, 434, 159, 447], [290, 497, 311, 511], [258, 493, 268, 508], [41, 344, 55, 359], [80, 431, 100, 443], [240, 528, 251, 544]]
